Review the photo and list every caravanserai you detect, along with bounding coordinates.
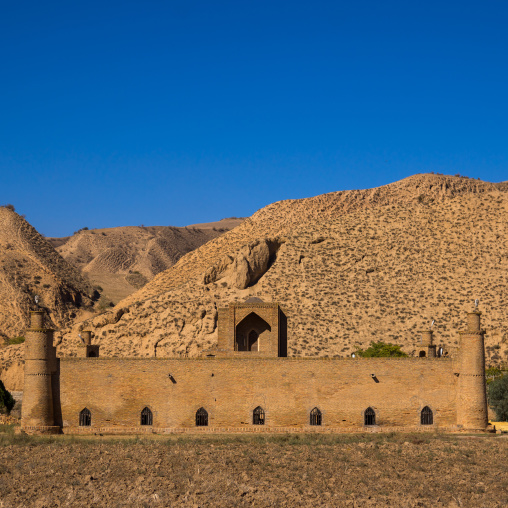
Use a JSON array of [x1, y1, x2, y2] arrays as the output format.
[[21, 299, 488, 434]]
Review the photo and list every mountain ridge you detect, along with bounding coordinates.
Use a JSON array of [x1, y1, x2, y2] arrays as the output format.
[[48, 218, 244, 302], [0, 206, 97, 340], [52, 173, 507, 369]]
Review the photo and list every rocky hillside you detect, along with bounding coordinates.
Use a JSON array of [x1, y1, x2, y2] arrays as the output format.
[[0, 206, 97, 341], [57, 174, 507, 367], [48, 219, 244, 302]]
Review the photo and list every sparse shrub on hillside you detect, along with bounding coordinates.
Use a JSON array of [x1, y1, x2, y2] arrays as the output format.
[[355, 341, 408, 358], [1, 204, 15, 212], [9, 336, 25, 345], [486, 367, 505, 384], [0, 380, 14, 414], [488, 374, 508, 421]]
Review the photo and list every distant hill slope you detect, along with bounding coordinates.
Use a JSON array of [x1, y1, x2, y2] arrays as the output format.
[[0, 206, 97, 340], [48, 218, 244, 302], [56, 174, 507, 368]]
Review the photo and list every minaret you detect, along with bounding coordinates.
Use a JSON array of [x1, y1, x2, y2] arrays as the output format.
[[456, 309, 488, 430], [79, 330, 100, 358], [419, 329, 436, 357], [21, 311, 59, 433]]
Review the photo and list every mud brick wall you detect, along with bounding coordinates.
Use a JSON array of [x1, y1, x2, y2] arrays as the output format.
[[59, 357, 457, 430]]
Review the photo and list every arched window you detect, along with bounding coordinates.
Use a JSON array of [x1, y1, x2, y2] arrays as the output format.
[[421, 406, 433, 425], [253, 406, 265, 425], [141, 407, 153, 426], [364, 407, 376, 426], [79, 408, 91, 427], [310, 407, 322, 426], [419, 351, 426, 357], [196, 407, 208, 426]]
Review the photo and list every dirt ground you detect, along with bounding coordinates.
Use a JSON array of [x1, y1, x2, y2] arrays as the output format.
[[0, 429, 507, 507]]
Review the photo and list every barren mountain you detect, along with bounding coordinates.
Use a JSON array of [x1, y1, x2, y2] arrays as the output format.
[[48, 218, 244, 302], [0, 206, 97, 341], [54, 174, 507, 368]]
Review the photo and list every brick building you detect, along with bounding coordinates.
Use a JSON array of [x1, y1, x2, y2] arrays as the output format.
[[21, 299, 488, 434]]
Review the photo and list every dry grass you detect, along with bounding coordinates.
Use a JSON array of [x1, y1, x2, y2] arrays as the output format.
[[0, 427, 507, 507]]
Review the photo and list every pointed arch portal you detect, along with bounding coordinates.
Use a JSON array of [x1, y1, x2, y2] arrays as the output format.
[[235, 312, 271, 352]]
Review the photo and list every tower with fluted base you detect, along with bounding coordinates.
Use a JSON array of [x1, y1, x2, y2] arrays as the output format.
[[456, 310, 488, 431], [21, 311, 60, 434]]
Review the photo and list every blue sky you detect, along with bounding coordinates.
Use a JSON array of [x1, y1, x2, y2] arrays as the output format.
[[1, 1, 507, 236]]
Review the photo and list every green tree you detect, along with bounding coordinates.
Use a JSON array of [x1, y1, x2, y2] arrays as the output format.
[[355, 341, 408, 358], [0, 380, 15, 414], [488, 374, 508, 421], [486, 367, 505, 385]]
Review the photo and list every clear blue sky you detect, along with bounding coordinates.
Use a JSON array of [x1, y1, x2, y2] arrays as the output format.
[[1, 1, 507, 237]]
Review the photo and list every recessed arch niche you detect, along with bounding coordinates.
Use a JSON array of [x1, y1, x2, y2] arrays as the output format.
[[235, 312, 271, 352]]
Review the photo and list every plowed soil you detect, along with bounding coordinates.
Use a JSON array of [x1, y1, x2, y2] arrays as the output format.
[[0, 429, 506, 507]]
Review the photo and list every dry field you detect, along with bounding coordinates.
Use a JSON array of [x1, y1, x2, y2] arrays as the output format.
[[0, 427, 507, 507]]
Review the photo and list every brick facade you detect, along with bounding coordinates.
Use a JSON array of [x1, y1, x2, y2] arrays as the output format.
[[20, 306, 489, 434]]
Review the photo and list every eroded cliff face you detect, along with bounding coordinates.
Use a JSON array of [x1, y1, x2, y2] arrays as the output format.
[[0, 207, 97, 341], [46, 174, 508, 369]]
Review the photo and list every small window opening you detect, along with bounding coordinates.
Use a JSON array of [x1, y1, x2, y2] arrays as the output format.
[[141, 406, 153, 426], [364, 407, 376, 426], [253, 406, 265, 425], [421, 406, 433, 425], [79, 408, 91, 427], [419, 351, 426, 357], [88, 351, 96, 358], [310, 407, 322, 426], [196, 407, 208, 426]]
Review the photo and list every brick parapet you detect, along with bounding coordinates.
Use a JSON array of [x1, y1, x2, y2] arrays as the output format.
[[60, 356, 454, 363]]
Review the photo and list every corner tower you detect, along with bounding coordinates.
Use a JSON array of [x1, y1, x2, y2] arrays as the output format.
[[21, 311, 60, 433], [456, 310, 488, 430]]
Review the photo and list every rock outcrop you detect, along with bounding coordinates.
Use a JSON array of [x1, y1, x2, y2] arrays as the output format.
[[204, 239, 283, 289]]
